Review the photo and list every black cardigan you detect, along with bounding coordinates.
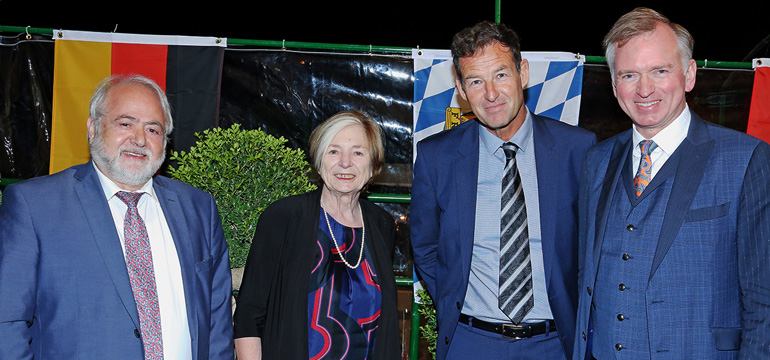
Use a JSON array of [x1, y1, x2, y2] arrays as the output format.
[[233, 189, 400, 359]]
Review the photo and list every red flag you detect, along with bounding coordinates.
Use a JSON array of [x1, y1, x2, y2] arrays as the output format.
[[748, 59, 770, 144]]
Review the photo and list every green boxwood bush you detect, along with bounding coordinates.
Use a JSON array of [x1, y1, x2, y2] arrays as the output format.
[[168, 124, 316, 268]]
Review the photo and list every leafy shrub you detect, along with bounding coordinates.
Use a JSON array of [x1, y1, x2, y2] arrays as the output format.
[[417, 289, 437, 359], [168, 124, 316, 268]]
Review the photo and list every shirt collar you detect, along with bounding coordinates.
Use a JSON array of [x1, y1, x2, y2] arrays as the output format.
[[92, 161, 156, 201], [479, 107, 533, 158], [632, 104, 691, 156]]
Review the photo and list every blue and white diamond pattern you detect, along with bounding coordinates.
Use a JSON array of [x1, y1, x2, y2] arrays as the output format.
[[413, 49, 585, 161]]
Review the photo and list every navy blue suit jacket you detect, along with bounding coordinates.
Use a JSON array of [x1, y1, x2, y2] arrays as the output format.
[[0, 161, 234, 359], [574, 111, 770, 359], [412, 114, 596, 360]]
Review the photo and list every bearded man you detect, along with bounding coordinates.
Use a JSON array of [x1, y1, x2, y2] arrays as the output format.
[[0, 75, 234, 359]]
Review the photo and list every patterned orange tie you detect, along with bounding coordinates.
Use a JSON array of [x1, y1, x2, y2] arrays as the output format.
[[633, 140, 658, 197], [116, 191, 164, 359]]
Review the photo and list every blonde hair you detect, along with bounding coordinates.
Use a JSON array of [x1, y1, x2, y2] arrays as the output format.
[[603, 7, 694, 81]]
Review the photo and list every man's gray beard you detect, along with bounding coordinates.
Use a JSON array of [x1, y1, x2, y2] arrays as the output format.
[[89, 135, 165, 188]]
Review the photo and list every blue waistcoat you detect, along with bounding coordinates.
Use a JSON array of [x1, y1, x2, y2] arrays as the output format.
[[592, 166, 675, 359]]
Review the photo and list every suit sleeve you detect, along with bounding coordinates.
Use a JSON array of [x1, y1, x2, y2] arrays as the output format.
[[0, 185, 38, 359], [737, 142, 770, 358], [206, 194, 236, 359], [410, 141, 439, 297]]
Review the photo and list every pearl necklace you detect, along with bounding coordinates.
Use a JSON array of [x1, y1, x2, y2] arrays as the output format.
[[320, 198, 366, 269]]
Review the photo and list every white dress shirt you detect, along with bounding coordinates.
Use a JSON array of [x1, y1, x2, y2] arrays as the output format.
[[463, 109, 553, 324], [631, 105, 691, 180], [93, 163, 192, 359]]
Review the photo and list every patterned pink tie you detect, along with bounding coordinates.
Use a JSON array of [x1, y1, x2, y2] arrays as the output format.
[[633, 140, 658, 197], [116, 191, 164, 359]]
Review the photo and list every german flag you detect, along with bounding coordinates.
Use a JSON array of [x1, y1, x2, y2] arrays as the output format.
[[50, 30, 225, 173], [749, 59, 770, 145]]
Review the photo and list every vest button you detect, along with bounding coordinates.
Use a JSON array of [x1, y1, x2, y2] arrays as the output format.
[[618, 283, 626, 291], [622, 253, 630, 260], [615, 343, 624, 351], [626, 224, 635, 231], [617, 314, 625, 321]]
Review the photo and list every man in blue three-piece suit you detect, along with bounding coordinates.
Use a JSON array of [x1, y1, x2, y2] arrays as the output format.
[[573, 8, 770, 359], [0, 75, 234, 359], [411, 21, 596, 360]]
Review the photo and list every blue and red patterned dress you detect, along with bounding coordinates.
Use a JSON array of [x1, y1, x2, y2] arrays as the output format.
[[307, 210, 382, 360]]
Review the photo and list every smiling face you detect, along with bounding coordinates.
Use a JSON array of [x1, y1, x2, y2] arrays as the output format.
[[320, 124, 373, 198], [456, 42, 529, 141], [612, 25, 696, 138], [87, 83, 167, 191]]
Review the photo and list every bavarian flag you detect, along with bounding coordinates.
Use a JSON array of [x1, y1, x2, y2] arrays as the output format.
[[50, 30, 226, 174]]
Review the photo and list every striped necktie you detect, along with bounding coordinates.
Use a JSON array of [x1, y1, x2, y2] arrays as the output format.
[[116, 191, 164, 359], [498, 142, 534, 324]]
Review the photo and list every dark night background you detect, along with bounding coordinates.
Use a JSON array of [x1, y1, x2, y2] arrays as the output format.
[[1, 2, 768, 61]]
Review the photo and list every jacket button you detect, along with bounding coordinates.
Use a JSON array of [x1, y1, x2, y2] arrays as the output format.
[[615, 343, 624, 351], [582, 332, 587, 340], [622, 253, 630, 260], [617, 314, 625, 321], [587, 286, 592, 296], [626, 224, 635, 231], [618, 283, 626, 291], [445, 336, 450, 344], [456, 302, 462, 310], [134, 329, 141, 338]]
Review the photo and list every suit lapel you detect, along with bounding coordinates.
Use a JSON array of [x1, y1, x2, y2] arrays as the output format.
[[454, 122, 480, 284], [624, 142, 680, 206], [154, 178, 199, 357], [649, 115, 714, 280], [593, 133, 632, 269], [531, 116, 558, 282], [73, 163, 141, 329]]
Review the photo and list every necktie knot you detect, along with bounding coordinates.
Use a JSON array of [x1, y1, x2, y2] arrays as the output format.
[[639, 139, 657, 156], [116, 191, 143, 209], [502, 142, 518, 163]]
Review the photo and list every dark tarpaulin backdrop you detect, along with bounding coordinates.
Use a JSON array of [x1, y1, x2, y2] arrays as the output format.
[[0, 36, 758, 274], [1, 35, 756, 182], [0, 34, 54, 178], [217, 49, 416, 274], [218, 49, 415, 178]]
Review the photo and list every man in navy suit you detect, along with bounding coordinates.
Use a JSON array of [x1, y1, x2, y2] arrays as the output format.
[[0, 75, 234, 359], [411, 21, 596, 360], [574, 8, 770, 359]]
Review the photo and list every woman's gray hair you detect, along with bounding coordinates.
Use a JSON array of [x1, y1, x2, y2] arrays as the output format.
[[308, 110, 385, 182]]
